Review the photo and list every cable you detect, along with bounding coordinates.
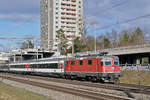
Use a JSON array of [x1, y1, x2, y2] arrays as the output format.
[[101, 0, 128, 13], [0, 37, 40, 41], [86, 0, 128, 14], [98, 13, 150, 30]]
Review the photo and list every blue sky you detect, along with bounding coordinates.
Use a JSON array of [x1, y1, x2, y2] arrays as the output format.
[[0, 0, 150, 51]]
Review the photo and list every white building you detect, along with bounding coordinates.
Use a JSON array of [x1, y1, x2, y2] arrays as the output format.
[[40, 0, 83, 51]]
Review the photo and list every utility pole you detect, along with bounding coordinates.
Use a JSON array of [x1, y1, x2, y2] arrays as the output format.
[[94, 25, 97, 52], [37, 46, 40, 60], [89, 20, 98, 52], [21, 49, 23, 61]]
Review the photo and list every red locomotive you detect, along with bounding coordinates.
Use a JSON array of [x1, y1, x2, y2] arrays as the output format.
[[65, 56, 121, 83]]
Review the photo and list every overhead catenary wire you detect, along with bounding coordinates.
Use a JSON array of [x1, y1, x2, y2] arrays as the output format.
[[0, 37, 40, 41], [101, 0, 128, 13], [86, 0, 129, 29], [98, 13, 150, 30]]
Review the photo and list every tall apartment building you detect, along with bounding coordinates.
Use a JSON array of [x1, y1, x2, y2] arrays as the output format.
[[40, 0, 83, 51]]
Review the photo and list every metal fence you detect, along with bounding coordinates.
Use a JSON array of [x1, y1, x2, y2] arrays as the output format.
[[120, 64, 150, 71]]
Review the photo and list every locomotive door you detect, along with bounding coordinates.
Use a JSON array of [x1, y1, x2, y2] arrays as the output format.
[[66, 61, 71, 72], [96, 58, 101, 72], [98, 58, 103, 72], [26, 64, 30, 72]]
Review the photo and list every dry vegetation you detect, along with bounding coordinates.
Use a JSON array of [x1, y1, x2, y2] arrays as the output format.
[[0, 82, 50, 100], [120, 70, 150, 86]]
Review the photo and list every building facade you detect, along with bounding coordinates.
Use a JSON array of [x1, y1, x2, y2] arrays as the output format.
[[40, 0, 83, 51]]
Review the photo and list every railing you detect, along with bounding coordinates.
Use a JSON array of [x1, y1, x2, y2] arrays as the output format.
[[75, 44, 150, 57], [120, 64, 150, 71]]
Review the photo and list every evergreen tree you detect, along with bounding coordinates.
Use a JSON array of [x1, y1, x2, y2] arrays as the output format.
[[68, 37, 88, 53], [119, 31, 129, 45], [56, 29, 68, 55], [103, 36, 110, 48]]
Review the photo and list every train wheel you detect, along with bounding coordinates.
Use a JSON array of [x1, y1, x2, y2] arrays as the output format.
[[114, 78, 120, 84], [65, 75, 69, 79], [85, 77, 91, 81], [91, 77, 97, 82], [99, 79, 105, 83]]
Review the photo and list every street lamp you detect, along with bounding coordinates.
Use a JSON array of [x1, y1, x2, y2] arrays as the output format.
[[89, 20, 99, 53]]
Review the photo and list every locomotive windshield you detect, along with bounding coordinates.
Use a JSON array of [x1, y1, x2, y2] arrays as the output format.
[[105, 61, 112, 65], [114, 61, 119, 65], [101, 58, 112, 66]]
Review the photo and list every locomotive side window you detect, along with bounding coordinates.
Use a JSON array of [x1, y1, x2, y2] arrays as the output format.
[[101, 61, 104, 66], [88, 60, 92, 65], [71, 61, 75, 66], [79, 60, 83, 65]]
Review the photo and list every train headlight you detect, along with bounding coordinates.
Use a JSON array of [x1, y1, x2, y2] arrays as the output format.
[[112, 67, 115, 70]]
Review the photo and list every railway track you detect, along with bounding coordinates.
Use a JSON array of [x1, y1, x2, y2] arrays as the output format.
[[4, 73, 149, 95], [0, 73, 132, 100]]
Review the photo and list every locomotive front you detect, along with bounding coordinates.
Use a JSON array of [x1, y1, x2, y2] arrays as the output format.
[[100, 56, 121, 83]]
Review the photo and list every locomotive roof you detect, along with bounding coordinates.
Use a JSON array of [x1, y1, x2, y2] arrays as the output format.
[[68, 55, 118, 60]]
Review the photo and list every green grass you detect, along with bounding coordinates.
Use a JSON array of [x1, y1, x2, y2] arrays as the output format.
[[120, 70, 150, 86], [0, 82, 50, 100]]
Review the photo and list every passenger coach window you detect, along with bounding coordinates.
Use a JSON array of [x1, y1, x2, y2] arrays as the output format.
[[79, 60, 83, 65], [71, 61, 75, 65], [105, 61, 111, 66], [88, 60, 92, 65]]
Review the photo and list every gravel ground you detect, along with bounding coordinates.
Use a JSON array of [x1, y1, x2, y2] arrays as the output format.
[[0, 78, 92, 100], [4, 75, 150, 100], [0, 75, 150, 100]]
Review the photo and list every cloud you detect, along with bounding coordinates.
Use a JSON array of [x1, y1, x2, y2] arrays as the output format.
[[84, 0, 150, 34], [0, 13, 39, 22], [0, 0, 40, 22], [0, 0, 150, 31]]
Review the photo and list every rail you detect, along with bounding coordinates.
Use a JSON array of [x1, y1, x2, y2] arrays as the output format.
[[0, 74, 131, 100]]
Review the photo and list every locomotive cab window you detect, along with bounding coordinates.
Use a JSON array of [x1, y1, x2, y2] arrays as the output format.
[[71, 61, 75, 66], [88, 60, 92, 65], [114, 61, 119, 65], [105, 61, 112, 66]]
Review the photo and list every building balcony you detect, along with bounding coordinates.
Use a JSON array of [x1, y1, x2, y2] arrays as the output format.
[[72, 0, 76, 2]]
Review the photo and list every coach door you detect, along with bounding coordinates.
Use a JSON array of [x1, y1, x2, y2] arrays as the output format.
[[58, 63, 64, 72]]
